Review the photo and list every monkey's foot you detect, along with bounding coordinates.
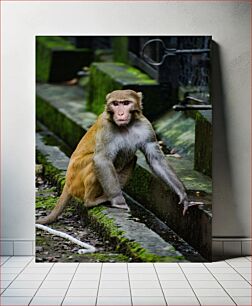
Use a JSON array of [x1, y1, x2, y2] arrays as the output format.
[[36, 216, 55, 225]]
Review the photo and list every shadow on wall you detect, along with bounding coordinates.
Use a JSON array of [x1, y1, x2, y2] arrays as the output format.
[[212, 41, 244, 240]]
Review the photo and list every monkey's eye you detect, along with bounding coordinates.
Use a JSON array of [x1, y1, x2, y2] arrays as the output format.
[[123, 100, 131, 106], [112, 101, 119, 106]]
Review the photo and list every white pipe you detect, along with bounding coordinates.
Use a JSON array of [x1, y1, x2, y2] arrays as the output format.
[[36, 223, 96, 254]]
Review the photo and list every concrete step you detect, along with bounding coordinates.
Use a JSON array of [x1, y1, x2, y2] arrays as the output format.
[[36, 82, 212, 260], [36, 132, 186, 262]]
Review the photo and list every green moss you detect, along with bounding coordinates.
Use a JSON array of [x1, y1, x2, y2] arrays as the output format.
[[36, 196, 58, 210], [36, 95, 84, 149], [36, 36, 75, 82], [87, 253, 129, 262], [36, 36, 92, 82], [37, 36, 75, 50], [36, 151, 65, 192], [125, 165, 152, 203], [87, 62, 156, 115], [112, 37, 129, 63], [88, 205, 184, 262]]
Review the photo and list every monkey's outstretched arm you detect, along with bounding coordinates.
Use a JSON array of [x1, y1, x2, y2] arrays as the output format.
[[141, 141, 191, 215]]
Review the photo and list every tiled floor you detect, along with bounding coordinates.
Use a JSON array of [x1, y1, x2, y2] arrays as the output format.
[[0, 256, 251, 305]]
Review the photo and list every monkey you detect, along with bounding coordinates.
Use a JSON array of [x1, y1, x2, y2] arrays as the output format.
[[37, 89, 200, 225]]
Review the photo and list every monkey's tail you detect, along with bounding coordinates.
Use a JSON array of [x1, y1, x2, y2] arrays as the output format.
[[36, 185, 72, 225]]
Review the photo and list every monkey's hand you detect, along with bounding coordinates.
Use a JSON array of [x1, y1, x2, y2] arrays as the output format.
[[179, 197, 204, 216], [111, 195, 130, 211]]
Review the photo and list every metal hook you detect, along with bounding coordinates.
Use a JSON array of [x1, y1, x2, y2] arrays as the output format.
[[141, 38, 210, 66]]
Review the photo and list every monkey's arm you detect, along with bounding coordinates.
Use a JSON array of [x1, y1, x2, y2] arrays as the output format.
[[93, 151, 129, 210], [141, 140, 190, 215]]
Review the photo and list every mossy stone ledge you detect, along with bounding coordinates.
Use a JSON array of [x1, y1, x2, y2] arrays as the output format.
[[36, 36, 93, 82], [194, 110, 212, 177], [87, 62, 171, 120]]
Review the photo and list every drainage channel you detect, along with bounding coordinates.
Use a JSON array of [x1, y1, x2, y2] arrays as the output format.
[[36, 121, 205, 262]]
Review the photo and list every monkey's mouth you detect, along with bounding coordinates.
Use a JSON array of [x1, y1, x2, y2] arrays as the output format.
[[117, 119, 129, 125]]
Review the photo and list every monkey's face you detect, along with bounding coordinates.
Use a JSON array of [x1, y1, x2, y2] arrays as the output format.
[[106, 90, 143, 127]]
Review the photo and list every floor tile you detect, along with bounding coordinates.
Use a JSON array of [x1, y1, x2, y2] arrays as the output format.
[[98, 288, 131, 296], [22, 267, 51, 274], [102, 266, 128, 273], [154, 262, 179, 267], [193, 288, 228, 296], [45, 273, 73, 281], [66, 288, 98, 296], [186, 273, 216, 281], [0, 280, 13, 289], [97, 296, 132, 305], [130, 280, 160, 289], [70, 280, 99, 288], [40, 280, 71, 289], [232, 296, 252, 305], [8, 280, 42, 289], [27, 262, 53, 268], [165, 296, 200, 305], [129, 273, 158, 281], [214, 273, 246, 281], [181, 267, 209, 274], [101, 273, 128, 281], [131, 288, 163, 296], [198, 296, 236, 305], [160, 280, 191, 288], [180, 263, 206, 268], [1, 288, 37, 296], [30, 296, 64, 305], [241, 273, 252, 283], [0, 256, 10, 264], [188, 280, 222, 288], [226, 257, 250, 263], [206, 267, 236, 274], [99, 280, 129, 289], [128, 267, 155, 273], [35, 287, 68, 296], [67, 288, 98, 296], [219, 280, 252, 288], [0, 296, 32, 305], [233, 267, 252, 274], [77, 263, 101, 273], [16, 273, 47, 281], [7, 256, 33, 262], [155, 267, 182, 274], [1, 267, 24, 274], [228, 261, 252, 268], [225, 288, 252, 296], [50, 266, 78, 273], [163, 288, 195, 296], [132, 296, 166, 305], [158, 273, 187, 281], [1, 274, 18, 281], [204, 261, 230, 268], [62, 296, 96, 305], [2, 261, 28, 268], [73, 273, 100, 281]]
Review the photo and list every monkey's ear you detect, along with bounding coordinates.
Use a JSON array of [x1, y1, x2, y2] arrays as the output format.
[[106, 93, 111, 101], [137, 92, 143, 109], [137, 92, 143, 100]]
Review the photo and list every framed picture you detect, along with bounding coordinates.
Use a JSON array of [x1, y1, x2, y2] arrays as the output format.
[[35, 36, 212, 262]]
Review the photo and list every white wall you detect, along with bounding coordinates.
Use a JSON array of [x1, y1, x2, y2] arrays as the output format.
[[1, 1, 250, 254]]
